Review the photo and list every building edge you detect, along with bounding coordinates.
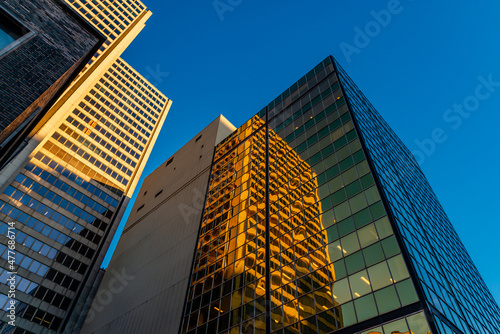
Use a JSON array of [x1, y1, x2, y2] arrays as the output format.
[[330, 56, 439, 334], [61, 95, 172, 334]]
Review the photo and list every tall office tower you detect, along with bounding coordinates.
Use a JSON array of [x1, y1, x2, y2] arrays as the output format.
[[179, 56, 499, 334], [81, 56, 499, 334], [0, 0, 170, 333], [0, 0, 104, 165]]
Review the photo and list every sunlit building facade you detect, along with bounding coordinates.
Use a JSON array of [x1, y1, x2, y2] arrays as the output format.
[[179, 56, 500, 334], [0, 0, 170, 333]]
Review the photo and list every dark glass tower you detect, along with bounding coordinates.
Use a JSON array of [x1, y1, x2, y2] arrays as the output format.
[[178, 56, 500, 334], [335, 62, 500, 334]]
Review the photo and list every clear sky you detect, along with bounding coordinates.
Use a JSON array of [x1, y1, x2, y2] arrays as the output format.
[[103, 0, 500, 304]]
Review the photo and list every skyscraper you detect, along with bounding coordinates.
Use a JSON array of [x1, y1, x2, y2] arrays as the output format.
[[179, 56, 500, 334], [0, 0, 104, 166], [80, 56, 500, 334], [0, 0, 170, 333]]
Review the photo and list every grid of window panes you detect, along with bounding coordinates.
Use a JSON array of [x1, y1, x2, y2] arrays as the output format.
[[356, 311, 432, 334], [181, 57, 435, 334], [0, 0, 168, 332], [0, 317, 36, 334], [181, 116, 268, 334], [266, 57, 422, 333], [47, 58, 169, 190], [334, 59, 500, 334], [0, 55, 170, 332], [63, 0, 147, 75], [0, 148, 123, 332], [65, 0, 146, 41], [0, 59, 167, 331]]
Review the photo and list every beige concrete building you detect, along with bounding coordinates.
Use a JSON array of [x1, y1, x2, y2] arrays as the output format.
[[79, 116, 235, 334]]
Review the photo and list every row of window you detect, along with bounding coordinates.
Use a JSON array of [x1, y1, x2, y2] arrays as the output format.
[[271, 73, 341, 136], [213, 116, 265, 163], [77, 8, 119, 40], [0, 241, 80, 292], [100, 73, 158, 125], [103, 69, 161, 118], [0, 294, 62, 330], [30, 153, 120, 207], [47, 137, 129, 186], [0, 320, 35, 334], [53, 130, 133, 178], [5, 181, 101, 230], [284, 105, 350, 158], [272, 83, 341, 136], [74, 106, 144, 155], [0, 269, 72, 311], [94, 82, 154, 133], [356, 311, 432, 334], [115, 58, 167, 105], [338, 68, 500, 334], [0, 223, 88, 274], [85, 91, 148, 144], [0, 243, 49, 277], [267, 58, 334, 120], [184, 278, 416, 334], [16, 172, 109, 221], [41, 140, 127, 192], [0, 208, 95, 259], [62, 119, 137, 168], [108, 62, 165, 113], [68, 114, 140, 163], [52, 125, 136, 176], [0, 198, 102, 245]]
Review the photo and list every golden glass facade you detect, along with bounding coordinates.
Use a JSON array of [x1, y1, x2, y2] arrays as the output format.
[[0, 0, 169, 333], [267, 128, 341, 334], [181, 57, 434, 334], [184, 117, 268, 334]]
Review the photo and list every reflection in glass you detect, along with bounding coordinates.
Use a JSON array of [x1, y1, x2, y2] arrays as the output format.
[[182, 116, 268, 334], [268, 128, 341, 333], [181, 58, 425, 333]]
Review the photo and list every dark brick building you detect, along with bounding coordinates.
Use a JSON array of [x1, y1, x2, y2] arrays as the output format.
[[0, 0, 103, 165]]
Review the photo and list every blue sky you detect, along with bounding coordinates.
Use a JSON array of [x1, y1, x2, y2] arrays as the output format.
[[104, 0, 500, 304]]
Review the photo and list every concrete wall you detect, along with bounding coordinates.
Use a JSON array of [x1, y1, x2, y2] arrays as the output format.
[[80, 115, 235, 334]]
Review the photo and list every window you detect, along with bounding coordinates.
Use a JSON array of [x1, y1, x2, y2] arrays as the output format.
[[165, 157, 173, 167], [0, 8, 29, 51], [155, 190, 163, 198], [195, 135, 202, 142]]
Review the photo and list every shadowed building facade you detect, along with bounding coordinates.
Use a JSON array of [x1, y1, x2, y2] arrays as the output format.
[[0, 0, 170, 333], [0, 0, 104, 167]]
